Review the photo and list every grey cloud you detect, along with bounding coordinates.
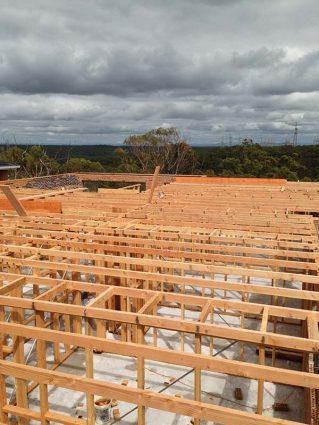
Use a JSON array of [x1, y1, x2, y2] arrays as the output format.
[[0, 43, 242, 96], [252, 51, 319, 95], [0, 0, 319, 144], [231, 48, 286, 69]]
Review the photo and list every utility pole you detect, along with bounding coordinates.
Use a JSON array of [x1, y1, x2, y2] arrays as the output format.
[[292, 122, 298, 146]]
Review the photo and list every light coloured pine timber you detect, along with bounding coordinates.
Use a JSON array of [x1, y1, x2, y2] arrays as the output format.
[[85, 318, 95, 425], [35, 310, 49, 425], [137, 324, 145, 424], [147, 166, 160, 203], [1, 360, 304, 425], [0, 185, 27, 216], [2, 294, 318, 352], [12, 288, 28, 425], [138, 294, 161, 314], [3, 321, 319, 390], [194, 332, 201, 425], [257, 306, 269, 415]]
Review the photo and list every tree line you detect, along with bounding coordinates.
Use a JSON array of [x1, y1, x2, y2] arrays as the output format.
[[1, 129, 319, 181]]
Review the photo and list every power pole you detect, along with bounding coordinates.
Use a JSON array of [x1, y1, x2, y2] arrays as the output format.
[[292, 122, 298, 146]]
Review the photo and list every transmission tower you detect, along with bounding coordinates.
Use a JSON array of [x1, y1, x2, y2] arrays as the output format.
[[292, 122, 298, 146]]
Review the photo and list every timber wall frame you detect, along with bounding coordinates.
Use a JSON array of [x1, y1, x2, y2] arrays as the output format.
[[0, 175, 319, 425], [0, 274, 319, 425]]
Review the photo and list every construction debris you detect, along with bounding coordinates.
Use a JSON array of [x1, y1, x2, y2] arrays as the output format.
[[111, 399, 118, 407], [234, 388, 243, 401], [113, 408, 121, 421], [273, 403, 290, 412]]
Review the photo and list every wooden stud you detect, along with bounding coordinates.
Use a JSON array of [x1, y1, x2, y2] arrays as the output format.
[[147, 166, 161, 204]]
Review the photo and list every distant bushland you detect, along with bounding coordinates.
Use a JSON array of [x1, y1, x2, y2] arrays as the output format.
[[1, 135, 319, 181]]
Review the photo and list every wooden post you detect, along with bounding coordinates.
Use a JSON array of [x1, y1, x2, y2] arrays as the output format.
[[63, 290, 71, 353], [153, 304, 158, 347], [36, 311, 49, 425], [52, 312, 61, 365], [72, 291, 82, 334], [307, 315, 318, 424], [194, 333, 201, 425], [147, 166, 160, 204], [271, 278, 278, 366], [120, 296, 128, 342], [0, 372, 7, 424], [12, 288, 29, 425], [181, 264, 185, 351], [85, 318, 95, 425], [210, 287, 214, 355], [193, 301, 211, 425], [137, 324, 145, 424], [0, 305, 8, 424], [240, 275, 246, 361], [257, 306, 269, 415]]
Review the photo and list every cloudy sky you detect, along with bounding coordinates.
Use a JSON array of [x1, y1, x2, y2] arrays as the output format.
[[1, 0, 319, 145]]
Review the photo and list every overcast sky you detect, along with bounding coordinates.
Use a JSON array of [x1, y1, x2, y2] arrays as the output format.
[[1, 0, 319, 145]]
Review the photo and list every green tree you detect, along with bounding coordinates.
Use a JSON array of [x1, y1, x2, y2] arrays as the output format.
[[61, 158, 105, 173], [25, 145, 59, 177], [122, 127, 198, 174], [0, 145, 59, 177], [0, 146, 27, 177], [220, 157, 242, 175]]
